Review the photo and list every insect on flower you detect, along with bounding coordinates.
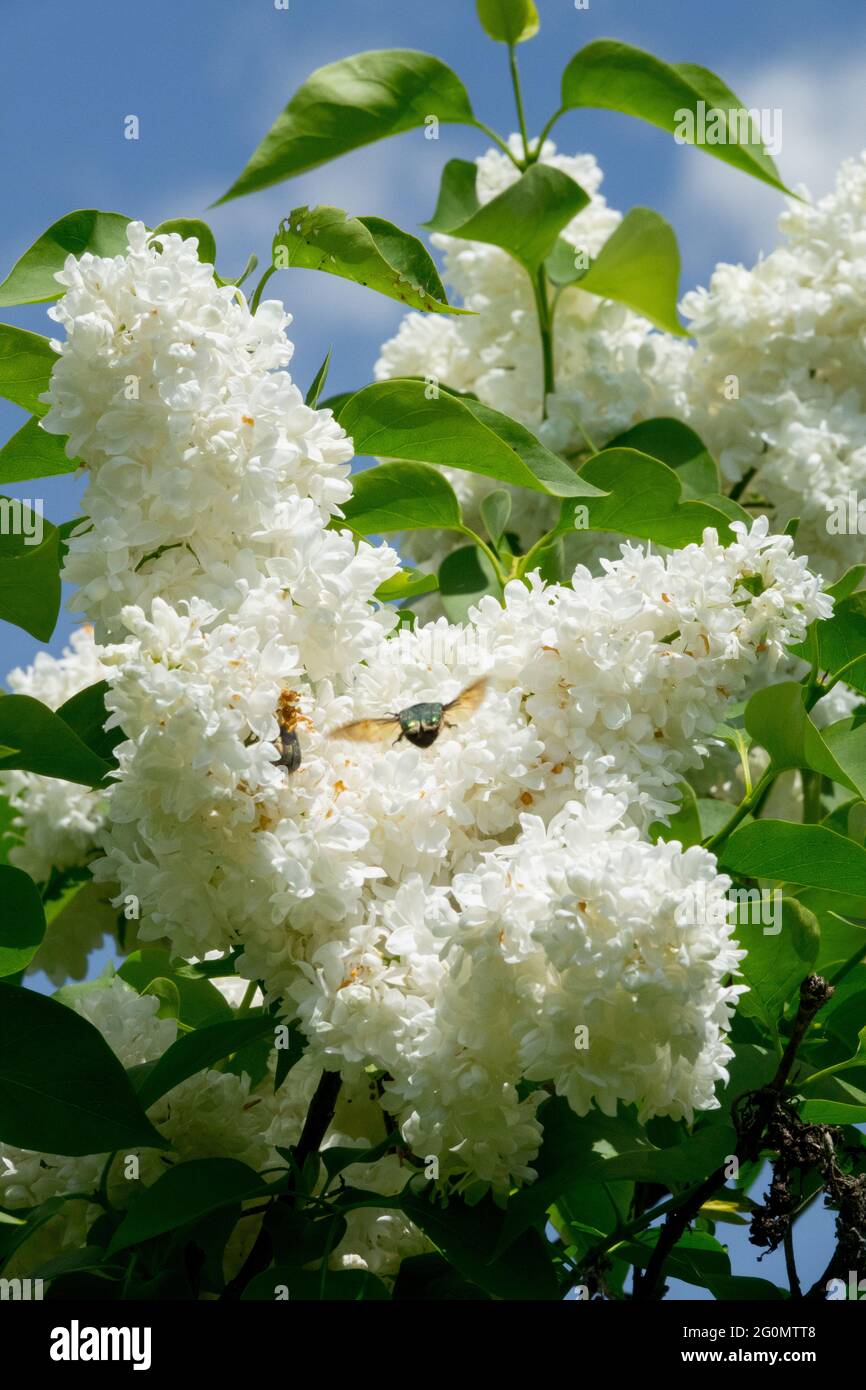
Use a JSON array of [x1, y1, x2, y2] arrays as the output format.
[[274, 690, 304, 773], [275, 724, 302, 773], [330, 678, 488, 750]]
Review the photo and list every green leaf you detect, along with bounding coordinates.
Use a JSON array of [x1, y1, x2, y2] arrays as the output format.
[[0, 982, 167, 1154], [476, 0, 539, 43], [150, 219, 216, 266], [107, 1158, 268, 1254], [0, 505, 61, 641], [339, 380, 604, 498], [425, 162, 590, 277], [341, 461, 462, 535], [29, 1246, 108, 1282], [423, 159, 481, 232], [393, 1189, 559, 1300], [393, 1252, 491, 1300], [134, 1013, 276, 1110], [703, 492, 754, 526], [720, 821, 866, 896], [798, 1098, 866, 1125], [736, 899, 820, 1038], [57, 680, 124, 767], [793, 594, 866, 693], [827, 566, 866, 602], [481, 488, 512, 544], [0, 695, 111, 786], [560, 40, 791, 194], [317, 389, 358, 419], [554, 207, 688, 336], [606, 418, 719, 499], [272, 208, 465, 315], [744, 682, 855, 792], [0, 866, 46, 977], [557, 448, 733, 547], [804, 899, 866, 975], [217, 50, 475, 202], [439, 545, 500, 622], [118, 949, 231, 1028], [0, 326, 56, 415], [304, 347, 332, 408], [0, 416, 78, 484], [141, 976, 181, 1022], [811, 716, 866, 802], [374, 568, 439, 602], [0, 210, 132, 307]]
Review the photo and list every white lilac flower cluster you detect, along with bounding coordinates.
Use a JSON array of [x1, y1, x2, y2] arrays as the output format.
[[681, 153, 866, 579], [25, 224, 831, 1207], [376, 137, 691, 577], [41, 220, 398, 644]]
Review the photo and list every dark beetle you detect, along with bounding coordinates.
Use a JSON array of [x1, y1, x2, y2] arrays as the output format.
[[330, 678, 487, 750]]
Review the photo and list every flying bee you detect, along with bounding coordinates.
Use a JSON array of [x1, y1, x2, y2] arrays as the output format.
[[329, 678, 487, 750]]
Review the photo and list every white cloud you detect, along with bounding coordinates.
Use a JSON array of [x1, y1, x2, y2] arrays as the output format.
[[671, 50, 866, 280]]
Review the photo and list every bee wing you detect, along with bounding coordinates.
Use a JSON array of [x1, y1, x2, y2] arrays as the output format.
[[443, 677, 488, 724], [329, 716, 400, 743]]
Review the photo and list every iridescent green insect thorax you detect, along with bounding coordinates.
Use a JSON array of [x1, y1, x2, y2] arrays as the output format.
[[398, 701, 444, 748]]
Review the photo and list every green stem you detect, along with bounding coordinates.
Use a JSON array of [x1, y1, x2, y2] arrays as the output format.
[[250, 265, 277, 313], [728, 467, 756, 503], [733, 730, 753, 798], [801, 769, 823, 825], [517, 523, 561, 580], [703, 767, 777, 853], [472, 119, 522, 167], [508, 44, 531, 163], [237, 980, 258, 1015], [534, 106, 565, 156], [97, 1151, 118, 1214], [815, 651, 866, 701], [459, 525, 510, 590], [532, 268, 555, 415]]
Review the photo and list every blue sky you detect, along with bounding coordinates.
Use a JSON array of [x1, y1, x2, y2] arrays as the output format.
[[3, 0, 861, 1295]]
